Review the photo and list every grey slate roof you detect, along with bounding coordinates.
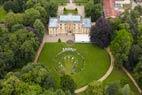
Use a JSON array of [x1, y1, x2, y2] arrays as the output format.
[[82, 18, 91, 28], [49, 18, 58, 28], [59, 15, 81, 22], [48, 15, 91, 28]]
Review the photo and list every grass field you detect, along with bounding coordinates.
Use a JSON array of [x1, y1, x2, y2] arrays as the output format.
[[52, 0, 68, 3], [38, 43, 110, 87], [0, 6, 6, 22], [64, 9, 78, 15], [75, 0, 93, 3], [104, 67, 140, 95]]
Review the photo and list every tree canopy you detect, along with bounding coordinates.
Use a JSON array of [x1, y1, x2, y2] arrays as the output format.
[[90, 17, 112, 48], [110, 29, 133, 65]]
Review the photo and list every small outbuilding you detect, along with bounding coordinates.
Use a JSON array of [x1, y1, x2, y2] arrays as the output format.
[[75, 34, 90, 43]]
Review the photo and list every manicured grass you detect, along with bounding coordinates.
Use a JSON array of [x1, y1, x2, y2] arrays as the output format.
[[52, 0, 68, 3], [64, 9, 78, 15], [0, 6, 6, 22], [55, 50, 84, 75], [38, 43, 110, 87], [75, 0, 93, 5], [104, 67, 140, 95], [75, 0, 93, 3]]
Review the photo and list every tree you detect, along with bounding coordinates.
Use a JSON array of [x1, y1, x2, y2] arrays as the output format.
[[0, 25, 39, 77], [127, 44, 142, 70], [33, 19, 45, 40], [24, 8, 41, 25], [20, 64, 55, 89], [134, 5, 142, 16], [34, 5, 48, 24], [60, 75, 77, 94], [14, 0, 26, 12], [11, 24, 25, 32], [0, 63, 5, 79], [90, 17, 112, 48], [41, 89, 67, 95], [46, 2, 58, 17], [58, 39, 61, 43], [3, 1, 15, 12], [0, 64, 59, 95], [7, 29, 39, 68], [26, 0, 37, 9], [108, 17, 126, 32], [134, 61, 142, 87], [120, 84, 134, 95], [85, 81, 104, 95], [6, 12, 24, 27], [85, 2, 102, 21], [0, 0, 8, 5], [0, 72, 42, 95], [110, 29, 133, 65], [105, 82, 120, 95], [137, 24, 142, 47], [3, 0, 26, 13]]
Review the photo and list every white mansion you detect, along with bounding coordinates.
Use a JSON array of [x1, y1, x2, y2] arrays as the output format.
[[48, 15, 91, 35]]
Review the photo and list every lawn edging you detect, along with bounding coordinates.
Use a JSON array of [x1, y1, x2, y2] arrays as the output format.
[[74, 47, 114, 93]]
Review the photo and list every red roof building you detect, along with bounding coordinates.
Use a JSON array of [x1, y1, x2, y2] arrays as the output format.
[[103, 0, 131, 18]]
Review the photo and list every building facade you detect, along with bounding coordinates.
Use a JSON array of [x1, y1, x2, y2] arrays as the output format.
[[48, 15, 91, 35], [114, 0, 131, 12]]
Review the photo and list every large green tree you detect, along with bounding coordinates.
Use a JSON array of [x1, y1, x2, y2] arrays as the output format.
[[110, 29, 133, 65], [105, 82, 120, 95], [3, 0, 26, 13], [120, 84, 134, 95], [0, 72, 42, 95], [60, 75, 77, 94], [85, 1, 102, 22], [20, 64, 55, 89], [85, 81, 104, 95], [24, 8, 41, 25], [134, 61, 142, 87], [0, 28, 39, 76], [33, 19, 45, 41], [6, 12, 24, 27]]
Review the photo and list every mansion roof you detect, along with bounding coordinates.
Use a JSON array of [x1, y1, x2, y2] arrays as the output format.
[[49, 18, 58, 28], [60, 15, 81, 22], [49, 15, 91, 28]]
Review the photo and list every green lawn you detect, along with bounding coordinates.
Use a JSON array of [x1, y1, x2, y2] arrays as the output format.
[[38, 43, 110, 87], [0, 6, 6, 22], [104, 67, 140, 95], [52, 0, 68, 4], [64, 9, 78, 15], [75, 0, 93, 3], [75, 0, 93, 5]]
